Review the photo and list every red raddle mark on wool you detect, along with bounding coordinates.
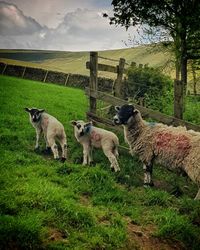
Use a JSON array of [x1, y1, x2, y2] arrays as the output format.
[[90, 131, 101, 141], [155, 132, 191, 156]]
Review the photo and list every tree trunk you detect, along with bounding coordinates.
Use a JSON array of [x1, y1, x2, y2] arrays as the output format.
[[173, 24, 187, 120], [191, 62, 197, 95]]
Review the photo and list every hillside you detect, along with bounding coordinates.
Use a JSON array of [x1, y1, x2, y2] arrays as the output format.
[[0, 46, 173, 78], [0, 75, 200, 250]]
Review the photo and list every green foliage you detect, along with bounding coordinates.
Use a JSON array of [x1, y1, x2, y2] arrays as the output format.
[[127, 66, 173, 112]]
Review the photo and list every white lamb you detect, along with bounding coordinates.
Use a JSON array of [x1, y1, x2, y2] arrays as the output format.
[[25, 108, 67, 162], [113, 104, 200, 200], [71, 120, 120, 172]]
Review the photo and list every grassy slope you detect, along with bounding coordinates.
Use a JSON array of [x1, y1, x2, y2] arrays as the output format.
[[0, 75, 200, 250], [0, 47, 173, 78]]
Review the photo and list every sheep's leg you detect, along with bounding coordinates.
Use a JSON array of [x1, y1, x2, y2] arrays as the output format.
[[103, 147, 120, 172], [113, 147, 119, 159], [35, 128, 42, 150], [59, 137, 67, 162], [48, 136, 59, 160], [194, 188, 200, 200], [43, 134, 51, 154], [82, 144, 90, 165], [143, 163, 154, 187], [88, 147, 93, 165]]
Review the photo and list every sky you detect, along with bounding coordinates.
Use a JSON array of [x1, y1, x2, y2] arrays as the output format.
[[0, 0, 139, 51]]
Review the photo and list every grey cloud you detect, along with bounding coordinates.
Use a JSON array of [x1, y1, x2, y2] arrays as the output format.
[[0, 1, 43, 35], [0, 5, 138, 51]]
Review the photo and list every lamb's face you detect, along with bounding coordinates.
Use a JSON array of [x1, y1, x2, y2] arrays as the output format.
[[25, 108, 44, 123], [113, 104, 135, 125], [71, 120, 92, 137]]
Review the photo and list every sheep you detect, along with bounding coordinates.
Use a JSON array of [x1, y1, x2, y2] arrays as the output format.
[[71, 120, 120, 172], [25, 108, 67, 162], [113, 104, 200, 200]]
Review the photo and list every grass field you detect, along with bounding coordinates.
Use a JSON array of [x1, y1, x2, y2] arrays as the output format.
[[0, 75, 200, 250], [0, 46, 173, 79]]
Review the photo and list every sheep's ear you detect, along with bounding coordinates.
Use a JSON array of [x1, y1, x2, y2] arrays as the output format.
[[38, 109, 45, 113], [24, 108, 31, 112], [85, 121, 92, 126], [115, 106, 121, 112], [133, 109, 139, 115], [71, 120, 77, 126]]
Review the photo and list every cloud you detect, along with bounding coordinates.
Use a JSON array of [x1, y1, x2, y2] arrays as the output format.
[[45, 8, 138, 51], [0, 3, 138, 51], [0, 1, 43, 35]]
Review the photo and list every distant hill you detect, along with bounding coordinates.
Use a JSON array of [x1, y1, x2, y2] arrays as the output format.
[[1, 47, 199, 93], [0, 46, 173, 79]]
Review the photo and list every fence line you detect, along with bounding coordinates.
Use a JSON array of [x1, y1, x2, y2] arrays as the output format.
[[85, 88, 200, 132]]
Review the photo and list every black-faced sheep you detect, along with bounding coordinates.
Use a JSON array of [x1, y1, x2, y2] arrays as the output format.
[[71, 120, 120, 172], [113, 104, 200, 200], [25, 108, 67, 162]]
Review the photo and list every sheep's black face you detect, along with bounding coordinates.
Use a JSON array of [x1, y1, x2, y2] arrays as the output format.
[[113, 105, 134, 125], [25, 108, 44, 123], [71, 120, 92, 137]]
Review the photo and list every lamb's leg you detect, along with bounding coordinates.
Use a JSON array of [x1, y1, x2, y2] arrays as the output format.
[[43, 134, 51, 154], [143, 163, 154, 187], [82, 144, 90, 166], [103, 146, 120, 172], [35, 128, 42, 150], [113, 147, 119, 159], [59, 137, 67, 162], [194, 188, 200, 200], [88, 146, 93, 165], [48, 136, 59, 160]]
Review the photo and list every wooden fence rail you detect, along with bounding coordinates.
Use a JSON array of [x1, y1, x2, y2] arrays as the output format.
[[85, 88, 200, 132], [86, 51, 200, 133]]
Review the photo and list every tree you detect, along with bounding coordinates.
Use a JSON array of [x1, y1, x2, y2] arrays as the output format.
[[105, 0, 200, 119]]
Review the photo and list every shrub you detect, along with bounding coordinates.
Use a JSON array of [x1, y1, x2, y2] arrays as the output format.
[[127, 66, 173, 112]]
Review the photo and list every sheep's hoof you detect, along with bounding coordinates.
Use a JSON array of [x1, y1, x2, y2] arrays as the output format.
[[55, 158, 60, 161], [34, 147, 40, 153], [143, 182, 154, 188], [42, 147, 51, 155], [60, 157, 66, 163], [111, 168, 115, 172]]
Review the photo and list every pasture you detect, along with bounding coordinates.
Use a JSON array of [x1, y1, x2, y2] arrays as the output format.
[[0, 75, 200, 249]]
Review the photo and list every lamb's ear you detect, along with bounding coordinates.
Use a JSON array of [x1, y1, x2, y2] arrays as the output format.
[[71, 120, 77, 126], [115, 106, 121, 112], [38, 109, 45, 113], [24, 108, 31, 112]]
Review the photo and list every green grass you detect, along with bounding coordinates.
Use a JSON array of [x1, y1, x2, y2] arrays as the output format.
[[0, 75, 200, 249]]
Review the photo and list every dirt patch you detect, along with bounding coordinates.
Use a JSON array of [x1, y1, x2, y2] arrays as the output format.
[[47, 228, 68, 242], [123, 218, 185, 250]]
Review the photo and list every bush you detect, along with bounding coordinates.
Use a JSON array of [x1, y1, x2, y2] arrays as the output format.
[[127, 66, 173, 112]]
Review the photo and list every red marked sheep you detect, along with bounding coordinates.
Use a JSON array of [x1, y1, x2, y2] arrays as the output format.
[[71, 120, 120, 172], [113, 104, 200, 199]]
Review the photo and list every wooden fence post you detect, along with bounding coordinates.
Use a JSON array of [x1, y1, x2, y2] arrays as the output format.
[[22, 67, 26, 78], [89, 52, 98, 113], [114, 58, 125, 98], [174, 79, 183, 119]]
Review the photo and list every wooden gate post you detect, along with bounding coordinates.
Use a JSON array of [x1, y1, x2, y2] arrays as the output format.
[[113, 58, 125, 98], [89, 52, 98, 113]]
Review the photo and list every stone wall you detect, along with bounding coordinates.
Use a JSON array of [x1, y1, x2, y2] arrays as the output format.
[[0, 62, 113, 92]]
